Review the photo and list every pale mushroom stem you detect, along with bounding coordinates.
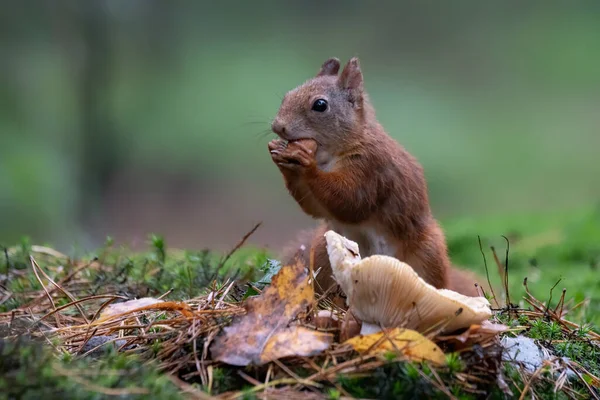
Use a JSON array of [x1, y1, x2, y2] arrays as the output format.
[[359, 322, 383, 335]]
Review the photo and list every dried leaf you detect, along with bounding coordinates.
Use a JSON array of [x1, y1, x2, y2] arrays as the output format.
[[210, 254, 332, 366], [96, 298, 193, 323], [260, 326, 332, 363], [30, 245, 69, 259], [344, 327, 446, 366], [98, 297, 164, 321]]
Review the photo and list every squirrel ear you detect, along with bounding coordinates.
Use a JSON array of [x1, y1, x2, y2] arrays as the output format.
[[316, 57, 341, 77], [339, 57, 364, 103]]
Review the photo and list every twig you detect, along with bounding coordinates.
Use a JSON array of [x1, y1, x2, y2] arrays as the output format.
[[76, 296, 124, 354], [478, 236, 499, 308], [518, 362, 547, 400], [418, 368, 457, 400], [22, 259, 92, 309], [30, 256, 60, 326], [158, 288, 174, 300], [34, 294, 128, 327], [217, 222, 262, 270], [301, 356, 350, 397], [501, 235, 511, 307], [31, 256, 89, 323], [238, 370, 262, 386], [274, 358, 320, 394], [567, 364, 600, 400], [555, 288, 567, 318], [216, 280, 236, 309], [490, 246, 504, 286], [223, 378, 322, 400], [544, 279, 562, 318], [167, 375, 216, 399]]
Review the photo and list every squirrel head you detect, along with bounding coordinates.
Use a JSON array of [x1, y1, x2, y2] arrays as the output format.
[[271, 57, 369, 154]]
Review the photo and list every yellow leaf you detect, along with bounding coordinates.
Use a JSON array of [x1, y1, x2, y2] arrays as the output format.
[[344, 327, 446, 366], [210, 253, 332, 366], [260, 326, 332, 363]]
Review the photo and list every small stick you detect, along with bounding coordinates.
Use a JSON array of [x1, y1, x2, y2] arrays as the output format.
[[264, 364, 273, 389], [34, 294, 128, 327], [157, 288, 174, 300], [501, 235, 511, 307], [490, 246, 504, 285], [301, 356, 350, 397], [544, 279, 562, 318], [478, 236, 499, 308], [22, 259, 92, 309], [518, 362, 548, 400], [31, 256, 89, 323], [419, 368, 458, 400], [217, 222, 262, 270], [490, 245, 508, 309], [30, 256, 60, 326], [555, 288, 567, 318], [274, 358, 320, 394]]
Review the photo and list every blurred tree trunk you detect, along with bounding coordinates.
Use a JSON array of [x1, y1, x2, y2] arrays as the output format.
[[77, 1, 117, 233], [48, 1, 119, 239]]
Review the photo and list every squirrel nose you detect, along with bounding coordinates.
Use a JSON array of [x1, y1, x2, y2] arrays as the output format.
[[271, 119, 286, 136]]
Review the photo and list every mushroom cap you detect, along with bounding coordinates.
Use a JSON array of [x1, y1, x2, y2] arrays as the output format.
[[324, 230, 492, 333], [324, 230, 361, 301], [350, 256, 491, 332]]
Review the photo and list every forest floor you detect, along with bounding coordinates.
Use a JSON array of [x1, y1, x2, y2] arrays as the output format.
[[1, 206, 599, 399]]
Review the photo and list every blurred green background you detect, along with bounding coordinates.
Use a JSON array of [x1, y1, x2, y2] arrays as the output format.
[[1, 1, 599, 255]]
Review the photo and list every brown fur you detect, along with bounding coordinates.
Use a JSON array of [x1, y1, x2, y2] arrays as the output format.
[[269, 57, 480, 297]]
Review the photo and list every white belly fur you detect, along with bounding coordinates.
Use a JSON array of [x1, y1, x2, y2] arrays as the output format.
[[329, 221, 397, 257]]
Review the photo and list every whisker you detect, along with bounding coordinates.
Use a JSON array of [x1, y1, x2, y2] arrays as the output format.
[[250, 129, 275, 141], [241, 121, 271, 127]]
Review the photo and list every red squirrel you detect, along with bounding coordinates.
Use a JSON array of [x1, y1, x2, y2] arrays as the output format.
[[268, 57, 480, 297]]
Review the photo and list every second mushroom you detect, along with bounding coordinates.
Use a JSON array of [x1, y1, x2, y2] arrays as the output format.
[[324, 230, 492, 336]]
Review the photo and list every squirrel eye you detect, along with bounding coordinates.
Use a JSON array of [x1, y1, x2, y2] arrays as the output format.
[[311, 99, 328, 112]]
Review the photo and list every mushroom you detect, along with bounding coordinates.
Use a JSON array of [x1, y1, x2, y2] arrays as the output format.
[[324, 230, 492, 335]]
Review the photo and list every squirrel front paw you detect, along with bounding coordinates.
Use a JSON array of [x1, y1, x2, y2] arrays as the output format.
[[269, 138, 317, 172]]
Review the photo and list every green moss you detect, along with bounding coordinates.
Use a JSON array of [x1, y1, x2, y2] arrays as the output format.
[[338, 361, 469, 400], [0, 338, 183, 400]]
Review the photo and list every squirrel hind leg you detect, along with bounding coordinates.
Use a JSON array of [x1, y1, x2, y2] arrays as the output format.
[[400, 221, 451, 290]]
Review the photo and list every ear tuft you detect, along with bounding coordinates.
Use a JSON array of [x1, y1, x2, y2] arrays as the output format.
[[316, 57, 341, 77], [339, 57, 364, 105], [339, 57, 363, 91]]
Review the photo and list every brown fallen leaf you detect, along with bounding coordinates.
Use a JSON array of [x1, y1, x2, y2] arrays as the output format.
[[344, 327, 446, 366], [210, 253, 333, 366]]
